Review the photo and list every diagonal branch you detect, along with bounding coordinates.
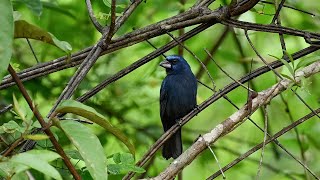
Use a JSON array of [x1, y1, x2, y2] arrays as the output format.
[[207, 107, 320, 180], [7, 65, 81, 180]]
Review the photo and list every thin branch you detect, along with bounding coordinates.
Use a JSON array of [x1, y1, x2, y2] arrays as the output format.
[[207, 107, 320, 180], [77, 23, 213, 103], [196, 26, 229, 79], [85, 0, 103, 33], [166, 31, 216, 90], [245, 30, 320, 120], [2, 3, 320, 90], [26, 38, 39, 64], [0, 104, 13, 115], [204, 48, 254, 93], [105, 0, 116, 42], [260, 0, 315, 17], [256, 105, 268, 180], [153, 61, 320, 180], [7, 65, 81, 180], [271, 0, 286, 24]]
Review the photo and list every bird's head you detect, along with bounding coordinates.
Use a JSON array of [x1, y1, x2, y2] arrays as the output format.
[[159, 55, 191, 74]]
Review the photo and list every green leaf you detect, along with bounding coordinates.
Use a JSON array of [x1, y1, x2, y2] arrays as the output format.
[[108, 153, 145, 175], [58, 120, 108, 180], [0, 0, 14, 83], [13, 94, 27, 122], [12, 0, 42, 16], [2, 121, 21, 133], [296, 57, 319, 70], [10, 151, 62, 180], [14, 20, 72, 54], [56, 100, 135, 156], [24, 134, 49, 140], [65, 150, 83, 160], [102, 0, 111, 7], [280, 73, 295, 82], [269, 54, 295, 77]]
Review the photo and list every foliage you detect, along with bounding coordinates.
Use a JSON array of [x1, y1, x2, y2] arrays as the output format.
[[0, 0, 320, 179]]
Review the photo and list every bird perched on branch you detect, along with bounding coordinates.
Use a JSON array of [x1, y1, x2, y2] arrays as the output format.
[[159, 55, 197, 159]]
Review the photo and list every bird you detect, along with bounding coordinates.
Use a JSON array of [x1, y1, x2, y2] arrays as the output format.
[[159, 55, 197, 159]]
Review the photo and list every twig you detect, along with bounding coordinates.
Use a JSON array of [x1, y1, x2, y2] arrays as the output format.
[[207, 107, 320, 180], [260, 0, 315, 17], [204, 48, 254, 93], [196, 26, 229, 79], [203, 138, 225, 179], [256, 105, 268, 180], [216, 146, 298, 180], [85, 0, 103, 33], [271, 0, 286, 24], [1, 137, 24, 157], [7, 65, 81, 180], [26, 38, 39, 64], [166, 31, 216, 90], [0, 104, 13, 114]]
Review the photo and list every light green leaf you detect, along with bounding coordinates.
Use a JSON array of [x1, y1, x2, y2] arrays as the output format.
[[2, 121, 21, 133], [296, 57, 319, 70], [56, 100, 135, 155], [108, 153, 145, 175], [24, 134, 49, 140], [281, 73, 295, 82], [10, 152, 62, 180], [13, 94, 27, 122], [58, 120, 108, 180], [269, 54, 295, 77], [14, 20, 72, 54], [0, 0, 14, 83]]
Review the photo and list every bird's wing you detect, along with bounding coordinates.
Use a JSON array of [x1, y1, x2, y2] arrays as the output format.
[[160, 81, 169, 129]]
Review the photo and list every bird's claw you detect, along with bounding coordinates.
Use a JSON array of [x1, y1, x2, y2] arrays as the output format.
[[176, 119, 183, 126]]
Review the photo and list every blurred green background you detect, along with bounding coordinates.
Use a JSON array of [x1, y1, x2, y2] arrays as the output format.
[[1, 0, 320, 179]]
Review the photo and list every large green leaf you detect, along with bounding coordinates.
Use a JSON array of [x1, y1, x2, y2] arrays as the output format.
[[58, 120, 108, 180], [56, 100, 135, 155], [0, 0, 14, 82], [9, 151, 62, 180], [14, 20, 72, 54]]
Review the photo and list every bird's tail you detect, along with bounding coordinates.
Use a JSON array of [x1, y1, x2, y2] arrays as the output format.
[[162, 129, 182, 160]]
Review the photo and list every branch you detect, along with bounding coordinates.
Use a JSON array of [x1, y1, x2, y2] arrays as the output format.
[[207, 107, 320, 180], [85, 0, 103, 33], [152, 61, 320, 180], [7, 65, 81, 180], [2, 1, 320, 90]]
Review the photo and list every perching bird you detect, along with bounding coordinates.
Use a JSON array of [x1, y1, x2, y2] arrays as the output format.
[[159, 55, 197, 159]]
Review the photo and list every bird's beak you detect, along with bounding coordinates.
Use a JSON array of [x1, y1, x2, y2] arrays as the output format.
[[159, 60, 171, 69]]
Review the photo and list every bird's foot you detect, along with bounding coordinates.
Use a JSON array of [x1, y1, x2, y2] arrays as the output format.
[[176, 118, 183, 126], [194, 105, 200, 115]]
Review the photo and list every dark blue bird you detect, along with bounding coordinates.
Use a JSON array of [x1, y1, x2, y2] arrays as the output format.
[[159, 55, 197, 159]]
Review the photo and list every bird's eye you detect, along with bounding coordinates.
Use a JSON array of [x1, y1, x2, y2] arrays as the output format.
[[172, 59, 178, 64]]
